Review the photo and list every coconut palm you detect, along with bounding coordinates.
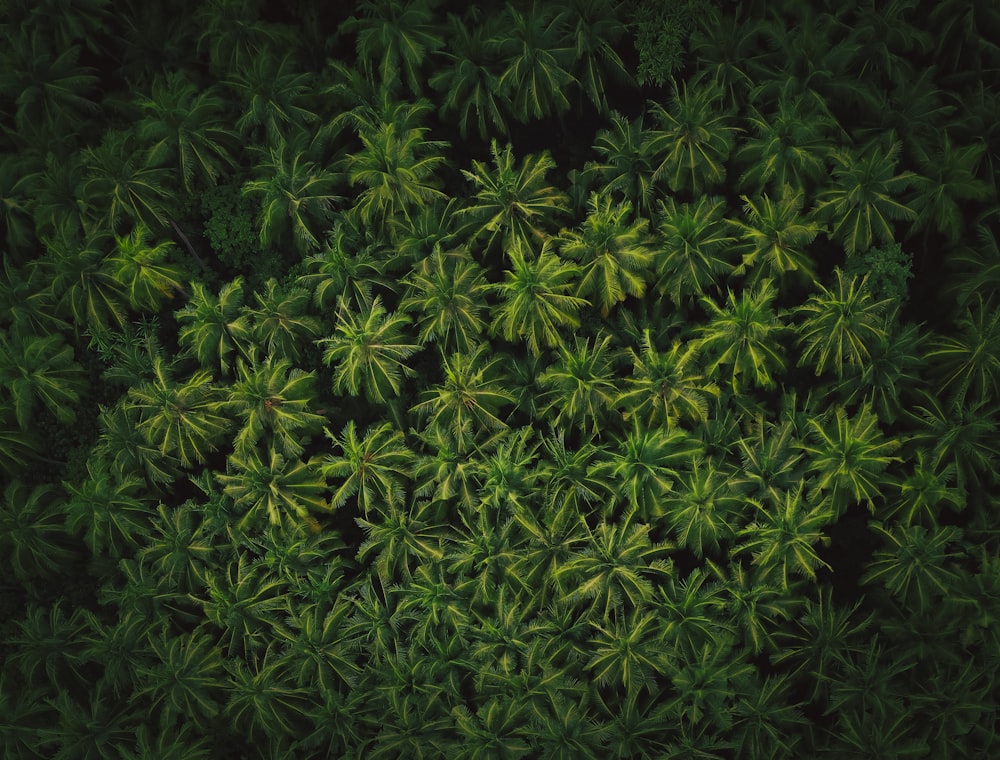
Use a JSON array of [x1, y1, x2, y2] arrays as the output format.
[[554, 515, 673, 619], [410, 344, 516, 454], [319, 294, 420, 404], [558, 0, 631, 114], [17, 149, 90, 241], [0, 480, 76, 581], [135, 626, 226, 731], [813, 137, 918, 256], [735, 96, 836, 195], [800, 404, 900, 513], [194, 0, 297, 78], [735, 484, 835, 590], [602, 424, 703, 520], [457, 141, 570, 255], [0, 256, 65, 340], [645, 79, 739, 196], [587, 607, 668, 696], [224, 643, 310, 742], [345, 115, 448, 229], [342, 0, 445, 96], [709, 560, 796, 655], [925, 295, 1000, 405], [135, 72, 239, 195], [301, 219, 393, 312], [106, 224, 186, 312], [794, 268, 894, 379], [400, 248, 491, 355], [429, 13, 509, 140], [653, 567, 729, 658], [277, 595, 360, 693], [0, 331, 85, 429], [862, 523, 964, 614], [537, 432, 615, 514], [225, 52, 318, 141], [321, 420, 415, 515], [62, 459, 154, 559], [616, 328, 720, 429], [92, 401, 181, 486], [357, 499, 446, 584], [175, 276, 254, 377], [137, 501, 215, 595], [216, 447, 329, 532], [35, 228, 126, 332], [556, 192, 654, 316], [732, 416, 807, 508], [125, 356, 231, 468], [493, 3, 577, 122], [659, 458, 741, 559], [537, 333, 619, 437], [227, 357, 326, 458], [81, 129, 177, 231], [452, 698, 532, 760], [731, 188, 823, 286], [885, 450, 965, 528], [909, 138, 994, 245], [490, 240, 589, 356], [666, 634, 752, 728], [247, 278, 322, 363], [654, 195, 736, 307], [242, 138, 340, 254], [583, 111, 657, 215], [695, 279, 787, 392]]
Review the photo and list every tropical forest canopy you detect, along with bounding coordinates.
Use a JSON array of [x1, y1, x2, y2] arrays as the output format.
[[1, 0, 999, 757]]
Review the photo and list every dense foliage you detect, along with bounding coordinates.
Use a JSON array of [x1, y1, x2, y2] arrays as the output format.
[[1, 0, 999, 757]]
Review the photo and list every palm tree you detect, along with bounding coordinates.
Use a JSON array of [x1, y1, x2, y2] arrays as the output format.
[[135, 626, 226, 731], [800, 404, 900, 513], [301, 219, 393, 312], [106, 224, 186, 312], [0, 31, 100, 140], [645, 79, 739, 196], [925, 295, 1000, 405], [695, 279, 787, 393], [242, 138, 340, 254], [457, 140, 570, 255], [729, 673, 809, 759], [885, 450, 965, 527], [216, 447, 329, 532], [583, 111, 657, 215], [62, 459, 153, 559], [490, 240, 589, 356], [735, 96, 835, 195], [342, 0, 445, 96], [92, 401, 181, 486], [906, 392, 999, 494], [813, 137, 918, 256], [653, 567, 729, 658], [200, 554, 290, 659], [400, 248, 491, 355], [556, 192, 654, 316], [908, 137, 994, 245], [659, 458, 741, 559], [665, 635, 752, 728], [36, 680, 134, 759], [616, 328, 720, 429], [537, 432, 615, 514], [345, 114, 448, 229], [509, 495, 590, 604], [493, 3, 577, 122], [125, 356, 231, 468], [225, 52, 318, 141], [410, 344, 516, 454], [530, 693, 609, 758], [277, 596, 360, 693], [429, 13, 510, 141], [732, 416, 807, 508], [175, 277, 254, 377], [135, 72, 239, 195], [452, 698, 532, 759], [709, 560, 796, 655], [224, 643, 310, 742], [0, 331, 85, 429], [554, 514, 673, 619], [34, 229, 126, 332], [0, 152, 39, 254], [794, 268, 894, 379], [321, 420, 415, 515], [81, 129, 177, 231], [16, 150, 90, 241], [603, 424, 703, 520], [559, 0, 632, 114], [194, 0, 297, 78], [734, 484, 834, 590], [319, 294, 420, 404], [0, 256, 66, 340], [247, 278, 322, 363], [537, 333, 618, 438], [0, 480, 76, 581], [862, 523, 964, 615], [357, 499, 446, 583], [730, 188, 823, 286], [227, 357, 326, 458], [654, 195, 736, 307], [137, 501, 215, 595], [587, 607, 667, 695]]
